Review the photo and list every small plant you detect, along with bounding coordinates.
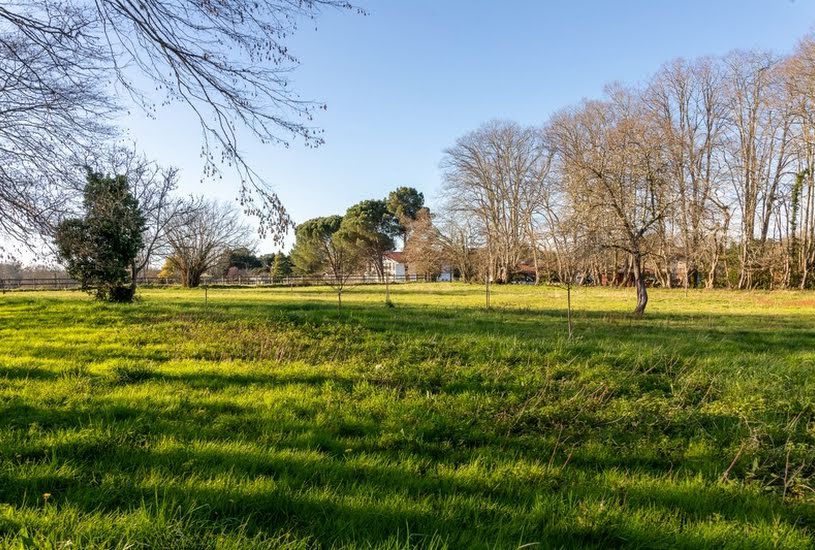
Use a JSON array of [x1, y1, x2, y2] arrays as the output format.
[[111, 363, 154, 384]]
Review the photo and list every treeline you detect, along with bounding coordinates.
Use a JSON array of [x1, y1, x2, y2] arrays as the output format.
[[0, 263, 67, 281], [159, 248, 294, 281], [429, 35, 815, 314], [47, 149, 291, 301], [290, 187, 425, 291]]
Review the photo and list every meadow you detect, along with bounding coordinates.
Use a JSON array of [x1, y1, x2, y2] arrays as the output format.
[[0, 283, 814, 549]]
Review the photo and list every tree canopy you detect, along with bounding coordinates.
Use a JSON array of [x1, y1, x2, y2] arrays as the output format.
[[165, 200, 253, 287], [386, 187, 425, 245], [342, 199, 399, 280], [0, 0, 361, 245]]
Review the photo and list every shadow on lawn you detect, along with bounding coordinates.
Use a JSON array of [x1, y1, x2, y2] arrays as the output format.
[[0, 393, 813, 547], [172, 297, 815, 369], [0, 365, 62, 381], [2, 292, 815, 546], [6, 289, 813, 365]]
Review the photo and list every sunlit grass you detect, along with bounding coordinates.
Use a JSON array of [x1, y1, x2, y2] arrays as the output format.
[[1, 284, 814, 548]]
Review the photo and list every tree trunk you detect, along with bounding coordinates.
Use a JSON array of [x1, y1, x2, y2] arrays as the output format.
[[130, 262, 138, 292], [531, 243, 540, 285], [632, 251, 648, 317], [185, 270, 202, 288], [706, 249, 718, 289], [618, 256, 632, 288], [738, 241, 750, 289]]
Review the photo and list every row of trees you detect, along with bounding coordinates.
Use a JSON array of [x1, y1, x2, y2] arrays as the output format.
[[290, 187, 425, 303], [431, 35, 815, 315], [0, 263, 66, 281], [168, 248, 294, 282], [53, 148, 280, 300]]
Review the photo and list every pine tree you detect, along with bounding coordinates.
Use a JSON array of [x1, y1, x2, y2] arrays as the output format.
[[271, 253, 293, 283]]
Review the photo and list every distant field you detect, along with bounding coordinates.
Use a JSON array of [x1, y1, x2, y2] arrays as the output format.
[[1, 284, 814, 548]]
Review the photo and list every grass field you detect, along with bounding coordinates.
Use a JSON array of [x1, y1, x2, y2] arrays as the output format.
[[1, 284, 815, 548]]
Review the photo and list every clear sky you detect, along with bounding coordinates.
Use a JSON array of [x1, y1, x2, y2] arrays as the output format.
[[120, 0, 815, 253]]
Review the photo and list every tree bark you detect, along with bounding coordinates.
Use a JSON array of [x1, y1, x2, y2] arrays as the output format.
[[632, 251, 648, 317]]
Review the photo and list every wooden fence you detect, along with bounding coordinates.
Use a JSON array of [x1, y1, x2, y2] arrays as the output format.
[[0, 274, 451, 292]]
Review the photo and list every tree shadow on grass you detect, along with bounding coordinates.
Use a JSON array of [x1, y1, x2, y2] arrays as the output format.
[[3, 292, 815, 546], [0, 365, 62, 381], [0, 396, 812, 548], [9, 290, 812, 370]]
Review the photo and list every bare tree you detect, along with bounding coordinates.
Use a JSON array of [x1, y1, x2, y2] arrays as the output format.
[[165, 200, 253, 287], [548, 87, 671, 316], [441, 120, 550, 284], [403, 208, 445, 280], [556, 222, 598, 339], [722, 51, 794, 289], [645, 57, 728, 289], [129, 169, 186, 283], [783, 35, 815, 288], [0, 0, 361, 246], [436, 208, 481, 283]]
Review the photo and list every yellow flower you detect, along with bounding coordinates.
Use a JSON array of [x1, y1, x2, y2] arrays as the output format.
[[42, 493, 51, 501]]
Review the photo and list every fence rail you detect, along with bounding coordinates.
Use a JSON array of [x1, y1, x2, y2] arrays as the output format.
[[0, 274, 452, 291], [0, 277, 81, 290]]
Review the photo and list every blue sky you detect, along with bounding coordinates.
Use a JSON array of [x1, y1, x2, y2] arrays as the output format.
[[121, 0, 815, 253]]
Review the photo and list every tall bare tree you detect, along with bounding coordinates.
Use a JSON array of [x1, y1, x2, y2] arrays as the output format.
[[548, 87, 671, 315], [441, 120, 550, 284], [646, 57, 728, 289], [722, 51, 794, 289], [165, 200, 253, 287], [784, 35, 815, 287]]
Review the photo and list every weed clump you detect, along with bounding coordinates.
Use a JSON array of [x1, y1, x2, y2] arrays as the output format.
[[111, 362, 155, 384]]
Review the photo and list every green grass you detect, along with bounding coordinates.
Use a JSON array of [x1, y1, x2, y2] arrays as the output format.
[[1, 283, 814, 548]]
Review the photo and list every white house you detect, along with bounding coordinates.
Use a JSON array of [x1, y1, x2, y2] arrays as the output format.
[[437, 269, 453, 282], [383, 251, 407, 279], [362, 251, 406, 281], [364, 251, 453, 282]]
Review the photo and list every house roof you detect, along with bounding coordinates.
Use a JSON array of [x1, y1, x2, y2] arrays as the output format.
[[515, 263, 537, 275], [384, 251, 406, 264]]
